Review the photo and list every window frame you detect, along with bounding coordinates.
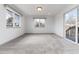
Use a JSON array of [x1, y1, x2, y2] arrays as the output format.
[[33, 18, 46, 28], [5, 5, 21, 28], [64, 6, 79, 44]]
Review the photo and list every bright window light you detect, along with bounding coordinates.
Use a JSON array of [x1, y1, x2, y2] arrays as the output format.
[[34, 18, 46, 28]]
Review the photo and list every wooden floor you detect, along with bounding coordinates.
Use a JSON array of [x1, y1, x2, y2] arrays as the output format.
[[0, 34, 79, 54]]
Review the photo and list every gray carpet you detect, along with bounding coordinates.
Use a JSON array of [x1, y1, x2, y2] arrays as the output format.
[[0, 34, 64, 54], [0, 34, 79, 54]]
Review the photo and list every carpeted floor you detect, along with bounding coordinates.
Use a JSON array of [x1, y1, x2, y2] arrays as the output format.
[[0, 34, 79, 54], [0, 34, 64, 54]]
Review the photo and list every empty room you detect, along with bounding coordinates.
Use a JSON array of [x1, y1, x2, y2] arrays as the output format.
[[0, 4, 79, 54]]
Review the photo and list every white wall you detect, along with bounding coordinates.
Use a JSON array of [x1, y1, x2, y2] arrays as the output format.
[[0, 5, 26, 45], [54, 4, 78, 37], [25, 15, 54, 33]]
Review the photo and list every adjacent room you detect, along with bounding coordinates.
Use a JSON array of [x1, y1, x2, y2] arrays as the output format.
[[0, 4, 79, 54]]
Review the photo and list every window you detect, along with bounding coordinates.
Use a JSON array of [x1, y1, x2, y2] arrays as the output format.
[[5, 5, 21, 28], [6, 9, 13, 27], [14, 13, 20, 27], [34, 18, 46, 28], [64, 7, 79, 44], [64, 8, 77, 42]]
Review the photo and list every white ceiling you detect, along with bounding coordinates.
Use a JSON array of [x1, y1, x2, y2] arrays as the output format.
[[14, 4, 70, 16]]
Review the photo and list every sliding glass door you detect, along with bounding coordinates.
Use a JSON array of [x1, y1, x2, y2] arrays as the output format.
[[64, 8, 78, 43]]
